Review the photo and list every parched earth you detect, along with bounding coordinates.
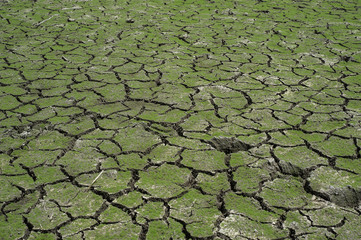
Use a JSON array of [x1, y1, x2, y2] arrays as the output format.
[[0, 0, 360, 239]]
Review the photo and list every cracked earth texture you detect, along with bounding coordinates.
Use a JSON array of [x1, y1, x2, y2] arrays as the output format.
[[0, 0, 360, 239]]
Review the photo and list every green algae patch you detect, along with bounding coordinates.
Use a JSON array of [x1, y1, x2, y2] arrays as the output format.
[[57, 145, 104, 175], [28, 233, 57, 240], [146, 220, 185, 240], [84, 222, 141, 240], [260, 178, 313, 209], [140, 109, 187, 123], [309, 166, 361, 191], [311, 136, 357, 157], [56, 117, 95, 136], [0, 136, 28, 152], [137, 201, 164, 221], [337, 214, 361, 240], [114, 191, 144, 209], [0, 176, 22, 202], [225, 192, 278, 222], [1, 0, 360, 238], [12, 150, 60, 168], [114, 125, 161, 152], [170, 189, 220, 238], [182, 149, 227, 171], [99, 204, 131, 223], [136, 164, 189, 198], [274, 146, 328, 169], [97, 116, 130, 130], [0, 85, 27, 96], [229, 151, 262, 167], [98, 140, 122, 155], [34, 166, 66, 184], [197, 172, 230, 194], [0, 95, 21, 110], [167, 136, 210, 149], [87, 102, 128, 116], [90, 170, 131, 194], [0, 214, 27, 240], [95, 84, 127, 102], [3, 191, 39, 215], [26, 200, 69, 230], [269, 131, 305, 146], [146, 144, 180, 163], [117, 153, 148, 170], [336, 158, 361, 174], [44, 183, 104, 217], [59, 218, 98, 237], [81, 129, 115, 139], [233, 166, 269, 193], [13, 104, 38, 115], [219, 214, 288, 239]]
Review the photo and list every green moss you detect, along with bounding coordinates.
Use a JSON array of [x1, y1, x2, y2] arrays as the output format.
[[0, 214, 27, 240], [57, 147, 103, 175], [274, 146, 327, 168], [45, 183, 104, 217], [182, 149, 227, 171], [0, 85, 27, 95], [28, 131, 72, 150], [170, 189, 219, 237], [34, 166, 65, 184], [56, 117, 95, 136], [87, 102, 128, 116], [260, 178, 313, 208], [59, 218, 98, 236], [117, 153, 148, 170], [309, 166, 361, 190], [0, 136, 27, 152], [25, 108, 56, 121], [137, 201, 164, 220], [115, 191, 144, 208], [0, 95, 21, 110], [114, 125, 160, 152], [312, 136, 357, 157], [220, 214, 287, 239], [0, 176, 22, 202], [84, 223, 140, 240], [234, 166, 268, 193], [28, 233, 57, 240], [14, 149, 60, 167], [95, 84, 126, 102], [146, 220, 185, 239], [98, 140, 122, 155], [137, 164, 189, 198], [14, 104, 38, 115], [197, 172, 229, 194], [26, 200, 69, 230], [99, 204, 131, 222], [48, 116, 71, 124], [146, 144, 180, 163], [97, 116, 130, 130], [93, 170, 131, 194]]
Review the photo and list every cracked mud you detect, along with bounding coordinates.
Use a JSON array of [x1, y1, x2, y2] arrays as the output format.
[[0, 0, 360, 239]]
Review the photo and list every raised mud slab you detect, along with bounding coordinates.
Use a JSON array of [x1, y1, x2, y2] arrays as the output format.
[[0, 0, 360, 239]]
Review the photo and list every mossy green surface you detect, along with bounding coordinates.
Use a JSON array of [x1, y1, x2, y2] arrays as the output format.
[[1, 0, 360, 238]]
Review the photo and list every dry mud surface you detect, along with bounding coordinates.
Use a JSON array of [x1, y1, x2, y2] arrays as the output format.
[[0, 0, 360, 239]]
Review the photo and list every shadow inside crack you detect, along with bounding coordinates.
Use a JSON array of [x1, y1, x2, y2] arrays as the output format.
[[326, 186, 361, 208], [208, 137, 252, 154]]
